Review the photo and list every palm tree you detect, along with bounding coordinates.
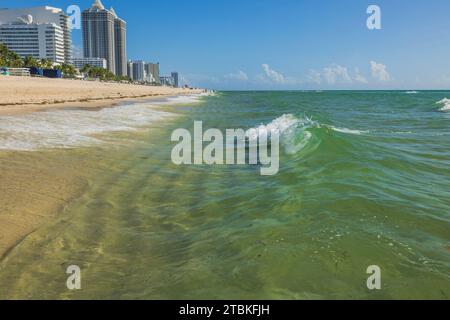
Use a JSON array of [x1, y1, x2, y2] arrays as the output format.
[[40, 58, 53, 69], [61, 63, 76, 78], [23, 56, 40, 68], [7, 51, 23, 68], [0, 43, 8, 66], [80, 64, 91, 75]]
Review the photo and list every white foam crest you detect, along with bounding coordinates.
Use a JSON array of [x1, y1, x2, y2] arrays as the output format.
[[246, 114, 317, 154], [330, 126, 369, 135], [164, 93, 210, 104], [405, 91, 419, 94], [0, 103, 175, 151], [436, 98, 450, 112]]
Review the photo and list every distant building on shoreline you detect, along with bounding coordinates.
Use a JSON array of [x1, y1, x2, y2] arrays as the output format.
[[145, 62, 160, 84], [126, 60, 160, 84], [72, 57, 107, 70], [82, 0, 127, 76], [0, 6, 72, 64], [130, 60, 145, 82], [160, 75, 175, 87], [171, 72, 179, 88]]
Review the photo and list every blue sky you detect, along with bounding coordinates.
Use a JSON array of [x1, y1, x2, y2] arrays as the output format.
[[6, 0, 450, 90]]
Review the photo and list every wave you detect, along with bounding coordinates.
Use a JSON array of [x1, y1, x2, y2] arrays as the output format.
[[164, 94, 204, 104], [329, 126, 369, 135], [436, 98, 450, 112], [245, 114, 370, 155], [0, 103, 175, 151], [405, 91, 419, 94], [246, 114, 318, 155]]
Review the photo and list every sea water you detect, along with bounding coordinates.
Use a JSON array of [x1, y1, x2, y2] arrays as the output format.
[[0, 91, 449, 299]]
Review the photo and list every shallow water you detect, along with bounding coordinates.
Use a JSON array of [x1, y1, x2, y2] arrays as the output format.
[[0, 91, 449, 299]]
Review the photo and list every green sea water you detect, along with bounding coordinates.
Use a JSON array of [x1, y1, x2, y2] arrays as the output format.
[[0, 91, 449, 299]]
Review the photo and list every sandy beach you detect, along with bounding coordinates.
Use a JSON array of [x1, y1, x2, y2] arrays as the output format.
[[0, 76, 203, 115]]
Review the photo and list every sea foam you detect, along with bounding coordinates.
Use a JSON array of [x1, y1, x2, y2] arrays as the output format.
[[436, 98, 450, 112], [0, 102, 175, 151], [330, 126, 369, 135], [246, 114, 317, 155]]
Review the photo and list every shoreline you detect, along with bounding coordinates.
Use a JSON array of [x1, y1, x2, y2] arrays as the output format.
[[0, 82, 202, 260], [0, 76, 204, 116]]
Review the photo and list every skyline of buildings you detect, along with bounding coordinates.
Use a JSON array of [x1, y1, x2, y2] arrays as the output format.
[[0, 1, 181, 87]]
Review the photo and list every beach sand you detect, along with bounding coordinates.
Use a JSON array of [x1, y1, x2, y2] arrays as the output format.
[[0, 76, 203, 116]]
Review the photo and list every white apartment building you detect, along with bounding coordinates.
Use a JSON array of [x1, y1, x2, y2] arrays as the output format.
[[72, 57, 107, 70], [0, 23, 65, 64], [0, 6, 72, 64]]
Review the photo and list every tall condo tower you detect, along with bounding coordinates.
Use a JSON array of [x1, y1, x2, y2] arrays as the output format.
[[111, 7, 127, 77], [82, 0, 127, 75]]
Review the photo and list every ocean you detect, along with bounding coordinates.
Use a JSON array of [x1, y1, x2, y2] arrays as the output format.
[[0, 91, 449, 299]]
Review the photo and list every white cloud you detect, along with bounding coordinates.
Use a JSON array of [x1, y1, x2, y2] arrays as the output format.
[[353, 68, 368, 83], [306, 65, 370, 85], [370, 61, 391, 81], [225, 70, 249, 81], [261, 64, 285, 83], [323, 64, 352, 84], [307, 69, 322, 84]]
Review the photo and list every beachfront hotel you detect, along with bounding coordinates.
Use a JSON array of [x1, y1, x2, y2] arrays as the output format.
[[0, 6, 72, 64], [72, 57, 107, 70], [82, 0, 127, 76]]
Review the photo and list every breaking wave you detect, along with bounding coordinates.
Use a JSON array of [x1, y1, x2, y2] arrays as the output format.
[[245, 114, 317, 155], [245, 114, 370, 155], [436, 98, 450, 112]]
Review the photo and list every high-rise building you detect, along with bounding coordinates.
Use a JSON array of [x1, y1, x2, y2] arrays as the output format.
[[145, 62, 160, 84], [127, 61, 133, 80], [0, 6, 72, 64], [82, 0, 127, 76], [130, 60, 146, 82], [171, 72, 179, 88], [111, 7, 127, 77]]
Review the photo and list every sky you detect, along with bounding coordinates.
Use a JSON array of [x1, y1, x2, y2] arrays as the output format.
[[5, 0, 450, 90]]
